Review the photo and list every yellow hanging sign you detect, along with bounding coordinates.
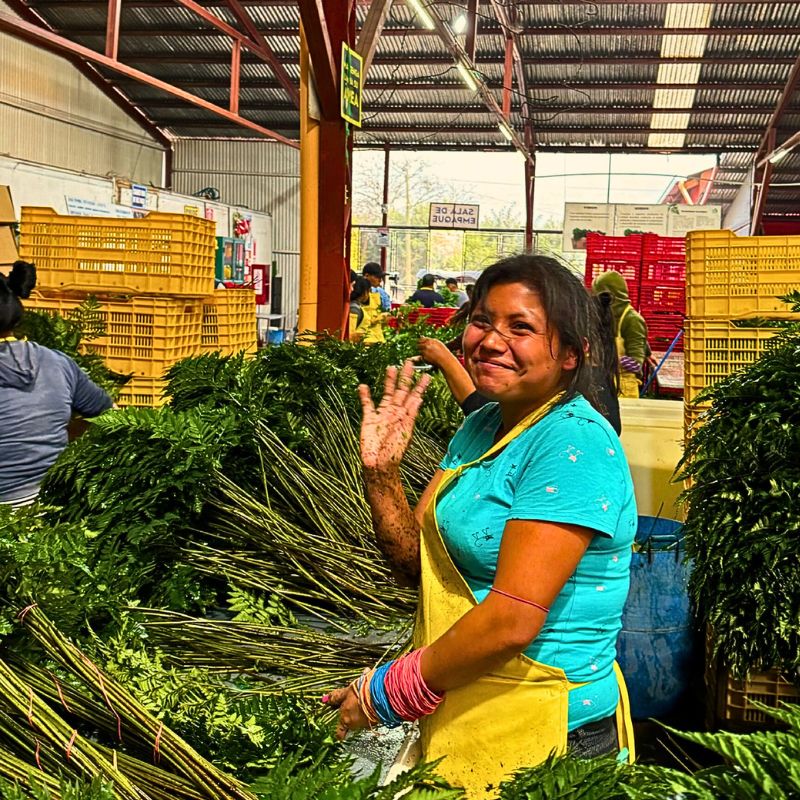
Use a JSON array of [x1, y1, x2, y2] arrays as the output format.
[[340, 43, 363, 127]]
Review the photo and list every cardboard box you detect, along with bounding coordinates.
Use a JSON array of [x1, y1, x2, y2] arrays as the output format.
[[0, 225, 19, 265], [0, 187, 16, 225]]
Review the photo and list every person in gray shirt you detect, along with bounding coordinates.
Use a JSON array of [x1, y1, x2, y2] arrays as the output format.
[[0, 261, 112, 508]]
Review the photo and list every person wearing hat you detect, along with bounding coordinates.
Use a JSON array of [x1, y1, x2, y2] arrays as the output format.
[[362, 262, 392, 312]]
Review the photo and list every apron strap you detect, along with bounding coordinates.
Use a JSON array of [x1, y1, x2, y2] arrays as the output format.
[[616, 304, 633, 338]]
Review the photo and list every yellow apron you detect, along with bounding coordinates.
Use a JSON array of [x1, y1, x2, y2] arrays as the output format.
[[412, 398, 635, 798], [616, 305, 640, 399], [362, 292, 385, 344]]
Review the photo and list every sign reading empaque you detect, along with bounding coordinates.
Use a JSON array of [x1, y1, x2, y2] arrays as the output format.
[[429, 203, 480, 230]]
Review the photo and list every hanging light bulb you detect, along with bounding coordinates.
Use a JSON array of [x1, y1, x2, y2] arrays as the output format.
[[451, 13, 468, 34]]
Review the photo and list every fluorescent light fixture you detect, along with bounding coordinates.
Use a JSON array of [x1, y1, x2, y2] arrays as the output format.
[[406, 0, 436, 30], [498, 121, 514, 141], [451, 13, 468, 34], [769, 147, 790, 165], [456, 61, 478, 92]]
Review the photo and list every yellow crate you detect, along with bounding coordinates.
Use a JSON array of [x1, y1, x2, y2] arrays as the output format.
[[117, 377, 167, 408], [19, 207, 216, 297], [686, 230, 800, 318], [201, 289, 257, 356], [24, 291, 203, 378], [684, 319, 779, 406], [705, 630, 800, 730]]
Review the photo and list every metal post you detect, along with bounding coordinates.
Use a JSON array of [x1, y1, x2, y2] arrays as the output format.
[[105, 0, 121, 59], [380, 144, 390, 274], [229, 39, 241, 113], [524, 156, 535, 252], [752, 128, 775, 234], [502, 34, 513, 119]]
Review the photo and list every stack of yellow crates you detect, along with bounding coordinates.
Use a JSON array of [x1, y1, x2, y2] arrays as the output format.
[[684, 229, 800, 728], [683, 230, 800, 439], [19, 207, 257, 407]]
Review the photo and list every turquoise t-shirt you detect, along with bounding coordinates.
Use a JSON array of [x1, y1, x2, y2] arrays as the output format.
[[436, 395, 637, 731]]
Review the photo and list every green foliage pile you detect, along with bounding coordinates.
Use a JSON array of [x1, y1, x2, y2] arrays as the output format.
[[16, 298, 129, 398], [499, 702, 800, 799], [680, 326, 800, 675]]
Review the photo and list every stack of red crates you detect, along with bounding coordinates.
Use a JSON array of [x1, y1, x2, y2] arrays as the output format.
[[584, 233, 685, 353], [640, 234, 685, 353]]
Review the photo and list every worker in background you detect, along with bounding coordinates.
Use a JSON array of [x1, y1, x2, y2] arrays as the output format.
[[362, 262, 392, 312], [348, 277, 371, 343], [591, 271, 648, 399], [445, 278, 469, 307], [407, 273, 445, 308], [0, 261, 113, 509]]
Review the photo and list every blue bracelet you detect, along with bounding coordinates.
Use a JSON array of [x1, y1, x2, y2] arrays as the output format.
[[369, 661, 403, 728]]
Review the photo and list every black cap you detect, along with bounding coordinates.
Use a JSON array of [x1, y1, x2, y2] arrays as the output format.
[[362, 262, 385, 278]]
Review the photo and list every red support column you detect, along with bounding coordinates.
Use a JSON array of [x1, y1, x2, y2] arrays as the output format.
[[105, 0, 121, 60], [229, 39, 241, 113], [313, 0, 355, 335], [465, 0, 479, 62]]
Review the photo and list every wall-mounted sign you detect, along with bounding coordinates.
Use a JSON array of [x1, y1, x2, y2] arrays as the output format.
[[429, 203, 480, 230], [376, 227, 390, 247], [563, 202, 721, 251], [340, 43, 363, 127]]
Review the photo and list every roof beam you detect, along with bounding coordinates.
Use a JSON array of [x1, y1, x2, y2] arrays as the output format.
[[755, 54, 800, 162], [171, 0, 299, 105], [489, 0, 534, 144], [0, 10, 298, 146], [58, 25, 800, 39], [0, 0, 170, 149], [356, 0, 393, 77], [465, 0, 479, 62], [23, 0, 775, 7], [160, 120, 762, 136], [221, 0, 299, 106], [297, 0, 338, 119], [132, 100, 794, 116], [115, 77, 787, 93], [117, 53, 799, 67]]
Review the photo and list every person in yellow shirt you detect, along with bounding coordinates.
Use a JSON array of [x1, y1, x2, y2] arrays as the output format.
[[349, 277, 384, 344]]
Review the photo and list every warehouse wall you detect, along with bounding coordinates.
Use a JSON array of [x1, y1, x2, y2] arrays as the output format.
[[0, 0, 164, 185], [172, 139, 300, 333]]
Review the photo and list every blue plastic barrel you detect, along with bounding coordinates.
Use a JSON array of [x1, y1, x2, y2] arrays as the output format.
[[616, 515, 696, 720]]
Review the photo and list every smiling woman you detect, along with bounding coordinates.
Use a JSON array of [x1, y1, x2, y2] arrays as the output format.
[[326, 255, 637, 798]]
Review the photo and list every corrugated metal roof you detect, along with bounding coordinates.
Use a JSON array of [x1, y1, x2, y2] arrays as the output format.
[[10, 0, 800, 215]]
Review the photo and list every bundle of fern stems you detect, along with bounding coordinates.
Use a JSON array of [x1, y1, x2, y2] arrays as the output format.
[[0, 606, 257, 800], [150, 391, 444, 692]]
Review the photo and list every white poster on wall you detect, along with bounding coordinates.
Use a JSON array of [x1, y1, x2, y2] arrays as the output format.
[[562, 204, 614, 250], [65, 197, 134, 218], [613, 205, 669, 237], [204, 201, 230, 237], [667, 204, 722, 236], [563, 202, 722, 251]]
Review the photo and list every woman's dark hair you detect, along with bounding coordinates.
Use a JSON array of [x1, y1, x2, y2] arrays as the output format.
[[469, 254, 601, 408], [420, 273, 435, 287], [0, 260, 36, 333], [593, 291, 620, 399], [350, 276, 370, 302]]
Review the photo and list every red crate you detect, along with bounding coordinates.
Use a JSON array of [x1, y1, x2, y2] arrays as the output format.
[[639, 282, 686, 314], [645, 312, 684, 353], [642, 261, 685, 284], [584, 234, 643, 306], [586, 233, 644, 260], [408, 307, 457, 327], [642, 234, 686, 263]]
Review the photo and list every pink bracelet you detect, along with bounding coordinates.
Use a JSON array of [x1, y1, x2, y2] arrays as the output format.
[[383, 647, 443, 722], [490, 586, 550, 614]]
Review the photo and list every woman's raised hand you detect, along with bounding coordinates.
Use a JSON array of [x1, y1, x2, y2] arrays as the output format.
[[359, 360, 431, 472]]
